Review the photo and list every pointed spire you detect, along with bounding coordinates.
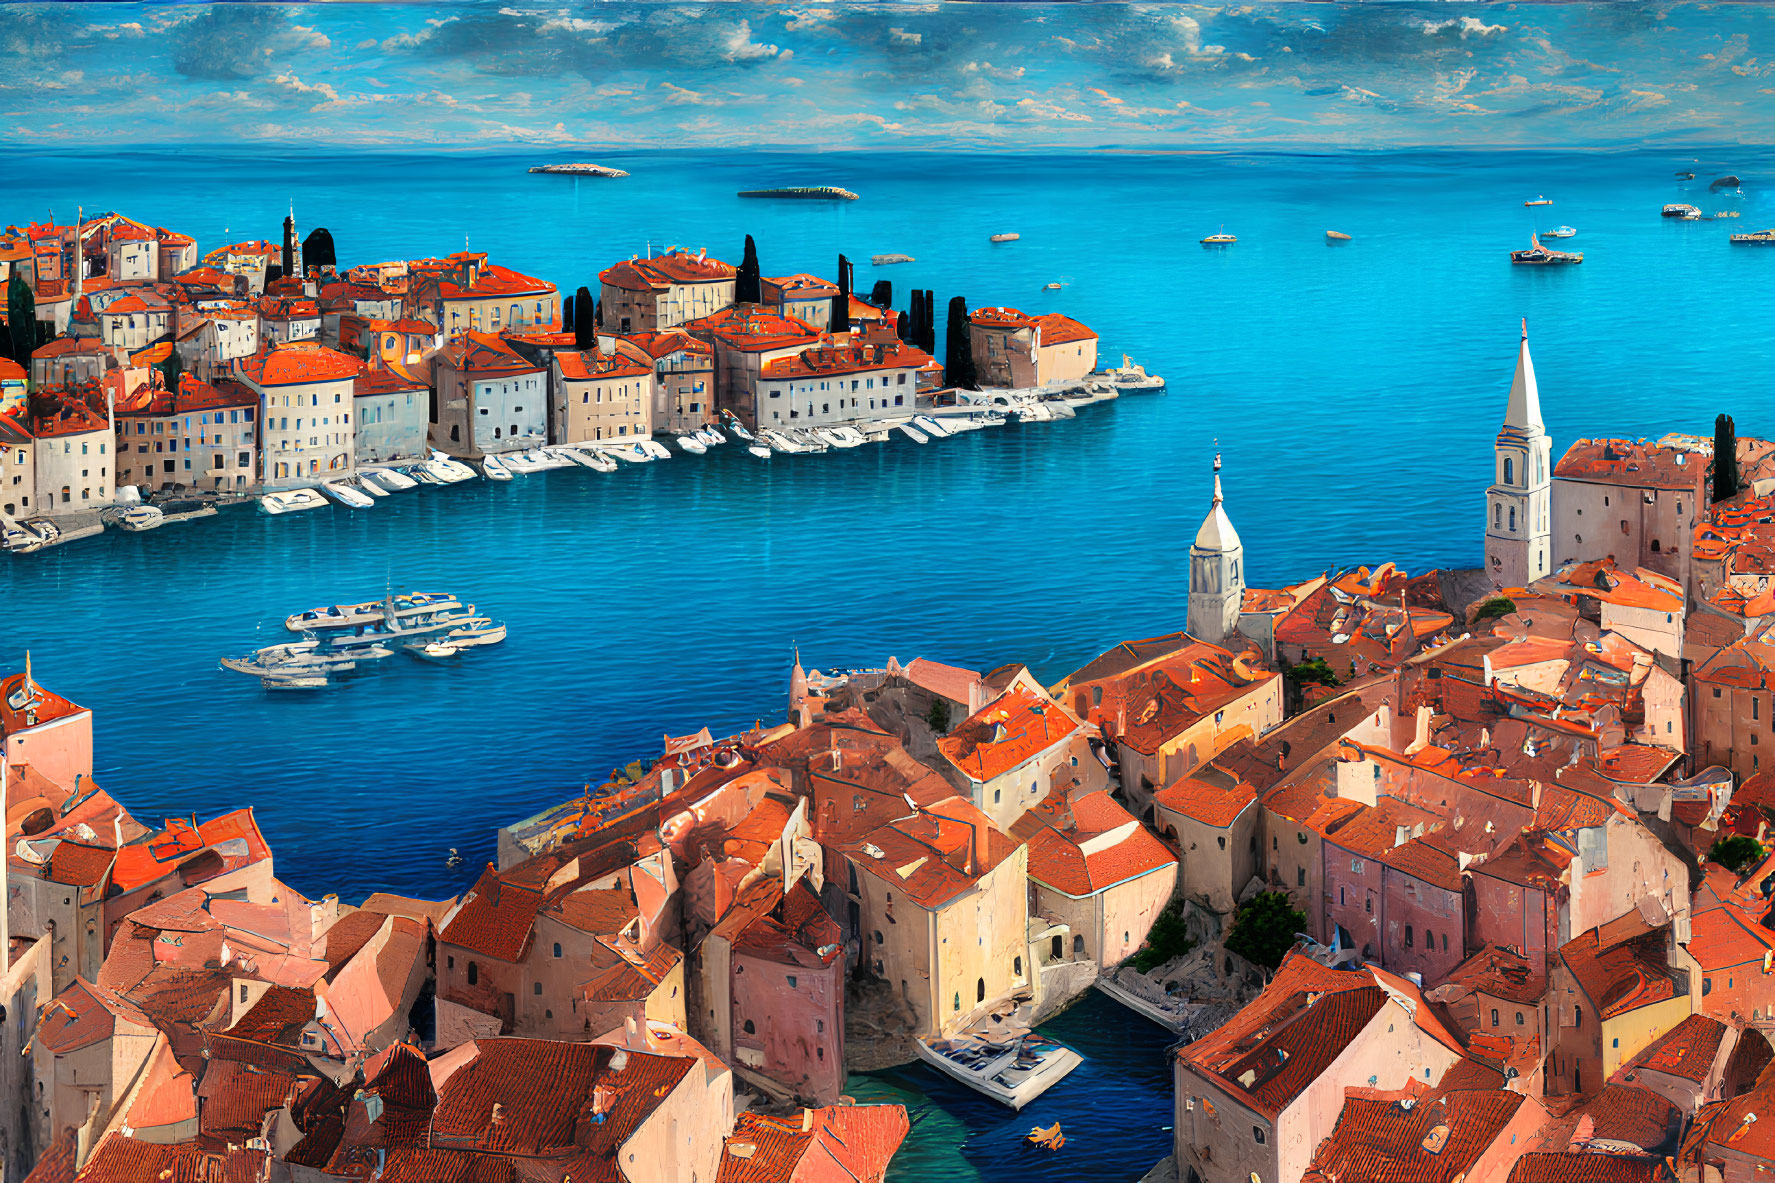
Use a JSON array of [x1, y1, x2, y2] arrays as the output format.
[[1194, 449, 1241, 553], [1504, 318, 1544, 433], [1212, 451, 1224, 505]]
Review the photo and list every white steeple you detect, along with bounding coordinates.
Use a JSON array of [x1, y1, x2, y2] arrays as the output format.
[[1189, 452, 1245, 645], [1484, 319, 1554, 589], [1504, 318, 1543, 433]]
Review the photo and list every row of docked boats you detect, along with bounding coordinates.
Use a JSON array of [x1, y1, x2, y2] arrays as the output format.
[[221, 590, 505, 690]]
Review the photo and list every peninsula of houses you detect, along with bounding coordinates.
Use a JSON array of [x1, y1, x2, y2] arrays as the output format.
[[9, 316, 1775, 1183], [0, 209, 1121, 545]]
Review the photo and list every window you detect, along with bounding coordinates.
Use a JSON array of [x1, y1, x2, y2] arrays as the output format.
[[533, 982, 542, 995], [1298, 867, 1306, 887], [977, 977, 986, 1003], [1254, 1127, 1266, 1145], [1405, 925, 1414, 948], [1504, 457, 1514, 484], [1218, 835, 1226, 849], [241, 984, 249, 1003], [1574, 1005, 1582, 1028], [743, 1019, 755, 1034], [1491, 1008, 1500, 1027], [467, 961, 478, 985], [1014, 956, 1022, 976], [553, 942, 562, 958]]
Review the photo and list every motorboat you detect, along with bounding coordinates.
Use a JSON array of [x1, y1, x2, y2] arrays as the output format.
[[1041, 281, 1064, 291], [285, 591, 464, 633], [351, 476, 389, 498], [1326, 230, 1352, 241], [1041, 399, 1077, 419], [576, 448, 619, 473], [911, 414, 953, 439], [872, 253, 915, 265], [675, 435, 707, 455], [322, 481, 376, 509], [1731, 228, 1775, 244], [427, 456, 479, 483], [636, 438, 673, 461], [526, 448, 575, 471], [1510, 233, 1583, 265], [114, 505, 166, 532], [914, 1027, 1083, 1110], [478, 455, 514, 481], [1015, 402, 1055, 423], [1542, 225, 1577, 238], [824, 426, 867, 448], [1100, 355, 1165, 391], [989, 233, 1020, 243], [697, 427, 725, 447], [721, 414, 756, 442], [899, 423, 929, 444], [4, 518, 60, 553], [445, 617, 507, 647], [747, 444, 772, 460], [405, 639, 461, 662], [549, 446, 604, 470], [362, 468, 418, 493], [401, 463, 444, 486], [221, 639, 393, 678], [787, 429, 829, 452], [1200, 231, 1236, 245], [258, 489, 329, 515], [1663, 203, 1703, 219], [601, 442, 651, 463], [262, 673, 330, 691], [1524, 195, 1554, 206], [761, 431, 807, 454], [501, 451, 545, 475]]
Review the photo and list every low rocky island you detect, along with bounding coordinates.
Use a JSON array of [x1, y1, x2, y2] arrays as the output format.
[[528, 162, 629, 177]]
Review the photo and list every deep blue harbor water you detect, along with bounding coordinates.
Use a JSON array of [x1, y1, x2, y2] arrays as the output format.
[[4, 146, 1771, 1180]]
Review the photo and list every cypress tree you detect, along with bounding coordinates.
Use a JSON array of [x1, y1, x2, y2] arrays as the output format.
[[906, 290, 922, 346], [158, 347, 183, 398], [562, 293, 574, 334], [1715, 413, 1741, 503], [301, 228, 337, 273], [574, 286, 595, 348], [920, 290, 936, 355], [832, 254, 852, 334], [944, 296, 976, 390], [736, 235, 761, 304], [6, 274, 35, 366]]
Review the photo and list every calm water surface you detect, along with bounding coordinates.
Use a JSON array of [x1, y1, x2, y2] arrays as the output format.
[[4, 146, 1769, 1180]]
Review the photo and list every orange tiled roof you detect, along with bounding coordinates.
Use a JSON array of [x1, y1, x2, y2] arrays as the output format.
[[760, 339, 932, 381], [969, 306, 1036, 330], [1554, 438, 1706, 491], [108, 808, 271, 894], [685, 306, 821, 352], [1560, 921, 1677, 1019], [624, 328, 712, 360], [437, 331, 544, 377], [719, 1106, 910, 1183], [0, 672, 86, 736], [1508, 1153, 1673, 1183], [237, 344, 362, 386], [1303, 1087, 1526, 1183], [1013, 789, 1175, 896], [1685, 905, 1775, 971], [937, 686, 1078, 782], [600, 249, 736, 291], [1625, 1013, 1726, 1083], [556, 349, 651, 382], [839, 798, 1019, 909], [1154, 768, 1256, 828], [1033, 312, 1096, 345]]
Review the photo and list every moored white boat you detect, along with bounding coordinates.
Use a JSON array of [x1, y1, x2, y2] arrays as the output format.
[[637, 438, 672, 460], [913, 1031, 1083, 1110], [601, 442, 650, 463], [501, 451, 546, 475], [761, 431, 807, 454], [722, 415, 756, 442], [575, 447, 619, 473], [258, 489, 328, 515], [1100, 355, 1166, 391], [1014, 403, 1054, 423], [824, 426, 867, 448], [351, 476, 389, 497], [446, 618, 507, 647], [675, 435, 707, 455], [747, 444, 772, 459], [478, 455, 514, 481], [402, 463, 444, 486], [323, 481, 376, 509], [428, 456, 479, 483], [899, 423, 929, 444], [115, 505, 166, 531], [362, 468, 418, 493], [911, 414, 953, 438], [285, 591, 463, 633], [405, 639, 461, 662], [697, 428, 725, 446], [549, 446, 603, 470]]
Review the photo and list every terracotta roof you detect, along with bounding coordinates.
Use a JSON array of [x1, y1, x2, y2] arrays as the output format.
[[684, 306, 821, 352], [623, 329, 712, 360], [46, 840, 114, 887], [1560, 922, 1678, 1019], [903, 658, 982, 705], [1436, 944, 1546, 1006], [839, 798, 1019, 910], [108, 808, 271, 894], [1154, 766, 1256, 828], [115, 373, 258, 417], [236, 344, 361, 386], [438, 331, 544, 377], [198, 1058, 301, 1136], [1508, 1153, 1673, 1183], [759, 339, 933, 381], [1685, 905, 1775, 971], [600, 250, 735, 291], [227, 985, 316, 1045], [439, 866, 546, 963], [1554, 438, 1707, 491], [727, 878, 843, 966], [556, 349, 651, 382], [36, 979, 149, 1054], [937, 686, 1078, 782], [1033, 312, 1096, 346], [1013, 789, 1176, 897], [1303, 1088, 1525, 1183], [354, 369, 428, 396], [72, 1135, 266, 1183], [719, 1106, 910, 1183], [1576, 1083, 1682, 1153]]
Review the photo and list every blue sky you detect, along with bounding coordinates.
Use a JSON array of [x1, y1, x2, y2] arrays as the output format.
[[4, 2, 1775, 150]]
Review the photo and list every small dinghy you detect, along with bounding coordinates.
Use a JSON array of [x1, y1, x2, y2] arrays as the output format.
[[1326, 230, 1352, 242], [676, 435, 707, 455], [445, 618, 507, 647], [698, 427, 725, 446], [580, 449, 618, 473], [824, 426, 867, 448], [406, 639, 461, 662], [1025, 1123, 1065, 1151], [501, 451, 544, 475], [747, 444, 772, 459], [323, 481, 375, 509], [402, 463, 444, 486], [427, 456, 479, 483], [478, 455, 514, 481], [899, 423, 930, 444], [258, 489, 328, 515], [602, 442, 650, 463]]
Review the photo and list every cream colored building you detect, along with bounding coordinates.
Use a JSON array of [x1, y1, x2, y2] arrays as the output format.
[[235, 344, 361, 489], [552, 350, 654, 443], [408, 253, 559, 341], [614, 330, 716, 435], [114, 374, 260, 493], [969, 307, 1099, 388], [754, 339, 933, 432], [600, 249, 737, 335]]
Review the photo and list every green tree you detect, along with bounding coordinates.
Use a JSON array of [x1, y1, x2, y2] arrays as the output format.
[[1130, 899, 1196, 972], [157, 347, 183, 398], [736, 235, 761, 305], [6, 274, 36, 365], [1473, 595, 1517, 625], [1710, 834, 1765, 874], [943, 296, 976, 389], [925, 698, 951, 734], [1224, 891, 1309, 971], [1715, 413, 1741, 503], [1283, 655, 1339, 690]]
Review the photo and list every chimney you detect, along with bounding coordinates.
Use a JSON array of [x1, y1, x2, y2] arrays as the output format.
[[801, 1108, 814, 1132], [968, 679, 986, 718]]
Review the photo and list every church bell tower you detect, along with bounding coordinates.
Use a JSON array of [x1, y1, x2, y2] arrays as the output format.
[[1188, 453, 1245, 645], [1484, 319, 1553, 588]]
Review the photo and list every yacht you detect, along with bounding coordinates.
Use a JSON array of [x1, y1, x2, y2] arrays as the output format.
[[478, 455, 514, 481], [114, 505, 166, 532], [1542, 225, 1577, 238], [1510, 233, 1583, 265], [222, 639, 394, 679], [1016, 402, 1055, 422], [914, 1027, 1083, 1110], [698, 427, 725, 447], [362, 468, 418, 493], [446, 618, 507, 647], [602, 442, 651, 463], [1524, 195, 1554, 206], [1326, 230, 1352, 242], [1663, 203, 1703, 219], [501, 451, 545, 475], [323, 481, 376, 509], [285, 591, 464, 634], [911, 415, 953, 439], [637, 438, 673, 461], [824, 426, 867, 448], [4, 518, 60, 553], [1100, 355, 1165, 391], [788, 429, 829, 453], [871, 253, 915, 265], [577, 448, 619, 473], [401, 463, 444, 486], [350, 476, 389, 498], [675, 435, 707, 455], [427, 456, 479, 483], [1732, 228, 1775, 244], [899, 423, 929, 444], [989, 232, 1020, 243], [760, 431, 806, 454], [405, 639, 461, 662], [721, 414, 756, 442], [258, 489, 329, 515], [747, 443, 772, 460], [1200, 231, 1236, 245], [262, 673, 330, 691], [548, 446, 602, 470]]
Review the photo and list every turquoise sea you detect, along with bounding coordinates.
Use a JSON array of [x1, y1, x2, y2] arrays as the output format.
[[5, 146, 1771, 1180]]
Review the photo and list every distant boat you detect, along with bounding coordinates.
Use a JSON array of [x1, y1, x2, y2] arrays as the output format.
[[258, 489, 328, 515], [738, 186, 859, 201], [1325, 230, 1351, 241], [1524, 195, 1554, 206], [528, 163, 629, 177], [1542, 226, 1577, 239], [1042, 281, 1064, 290], [990, 233, 1020, 243], [1510, 233, 1583, 265], [872, 253, 915, 265], [1200, 231, 1236, 245], [1730, 228, 1775, 245], [1662, 203, 1703, 220], [1676, 171, 1696, 179]]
